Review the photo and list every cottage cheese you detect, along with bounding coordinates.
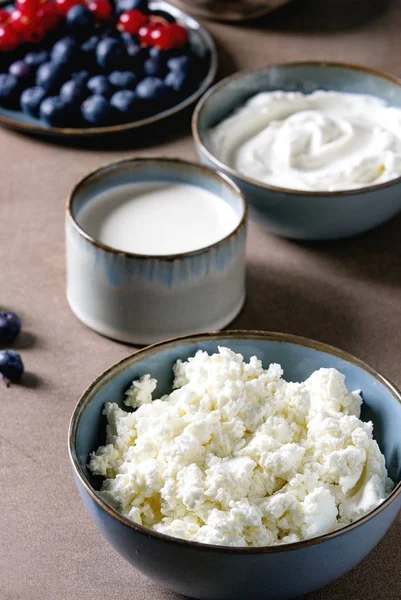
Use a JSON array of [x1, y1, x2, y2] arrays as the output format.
[[209, 90, 401, 192], [89, 348, 393, 547]]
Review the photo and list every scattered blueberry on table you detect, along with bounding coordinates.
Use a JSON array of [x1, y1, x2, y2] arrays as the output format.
[[0, 310, 24, 387], [0, 0, 208, 128], [0, 349, 24, 385], [0, 310, 21, 344]]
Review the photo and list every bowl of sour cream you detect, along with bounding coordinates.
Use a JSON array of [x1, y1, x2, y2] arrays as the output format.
[[66, 158, 247, 345], [192, 62, 401, 240]]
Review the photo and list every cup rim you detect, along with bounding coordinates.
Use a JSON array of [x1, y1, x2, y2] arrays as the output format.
[[192, 60, 401, 197], [68, 329, 401, 554], [66, 157, 247, 261]]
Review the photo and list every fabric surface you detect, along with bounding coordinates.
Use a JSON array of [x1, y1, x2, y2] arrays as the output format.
[[1, 0, 401, 598]]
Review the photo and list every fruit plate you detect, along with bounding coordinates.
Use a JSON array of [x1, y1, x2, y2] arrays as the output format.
[[0, 0, 217, 138]]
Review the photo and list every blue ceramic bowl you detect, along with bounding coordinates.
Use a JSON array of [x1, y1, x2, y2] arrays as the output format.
[[192, 62, 401, 240], [0, 0, 217, 139], [69, 331, 401, 600]]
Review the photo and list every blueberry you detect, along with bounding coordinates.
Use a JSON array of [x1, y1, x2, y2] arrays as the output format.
[[121, 34, 142, 55], [149, 45, 176, 61], [0, 74, 20, 108], [121, 33, 141, 50], [148, 46, 164, 60], [0, 350, 24, 384], [125, 43, 147, 70], [116, 0, 148, 15], [9, 60, 32, 80], [20, 86, 46, 117], [60, 79, 87, 103], [108, 71, 137, 90], [0, 312, 21, 344], [81, 35, 100, 54], [40, 95, 73, 127], [72, 70, 90, 84], [51, 37, 80, 66], [96, 38, 126, 71], [136, 77, 170, 103], [167, 55, 192, 74], [124, 40, 139, 56], [102, 27, 120, 40], [87, 75, 113, 98], [36, 61, 65, 93], [81, 35, 99, 53], [165, 70, 188, 93], [81, 35, 99, 67], [143, 57, 166, 78], [66, 5, 95, 40], [24, 50, 50, 69], [110, 89, 138, 121], [81, 94, 115, 126], [120, 31, 135, 45]]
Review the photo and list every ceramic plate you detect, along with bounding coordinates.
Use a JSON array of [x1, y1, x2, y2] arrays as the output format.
[[0, 0, 218, 139]]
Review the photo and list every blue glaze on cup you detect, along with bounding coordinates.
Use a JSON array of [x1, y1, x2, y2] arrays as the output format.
[[66, 159, 247, 345], [69, 331, 401, 600], [192, 62, 401, 240]]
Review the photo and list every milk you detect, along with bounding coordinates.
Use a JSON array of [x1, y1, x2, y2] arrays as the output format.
[[77, 182, 240, 255]]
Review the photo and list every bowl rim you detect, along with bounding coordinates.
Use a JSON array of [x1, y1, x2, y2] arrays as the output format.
[[69, 329, 401, 553], [66, 156, 247, 260], [168, 0, 290, 21], [0, 0, 218, 138], [192, 60, 401, 197]]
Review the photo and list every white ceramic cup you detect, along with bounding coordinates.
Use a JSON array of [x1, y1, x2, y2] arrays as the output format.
[[66, 157, 247, 345]]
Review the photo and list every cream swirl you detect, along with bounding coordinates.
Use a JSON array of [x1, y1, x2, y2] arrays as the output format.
[[210, 91, 401, 192]]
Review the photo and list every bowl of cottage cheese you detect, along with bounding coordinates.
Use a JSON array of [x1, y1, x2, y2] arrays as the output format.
[[69, 331, 401, 600], [192, 62, 401, 240]]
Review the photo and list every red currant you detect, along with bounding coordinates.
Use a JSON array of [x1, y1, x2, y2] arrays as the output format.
[[87, 0, 112, 22], [10, 9, 35, 35], [24, 21, 47, 42], [149, 24, 175, 50], [0, 9, 11, 26], [36, 4, 60, 30], [0, 25, 20, 51], [55, 0, 82, 17], [138, 22, 157, 46], [16, 0, 39, 18], [149, 23, 189, 50], [118, 9, 147, 35], [169, 23, 188, 48]]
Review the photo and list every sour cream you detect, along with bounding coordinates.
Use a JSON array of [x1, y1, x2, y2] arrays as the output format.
[[209, 90, 401, 192]]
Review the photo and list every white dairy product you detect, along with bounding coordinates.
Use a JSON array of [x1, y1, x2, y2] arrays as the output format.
[[89, 348, 394, 547], [77, 182, 239, 255], [209, 90, 401, 192]]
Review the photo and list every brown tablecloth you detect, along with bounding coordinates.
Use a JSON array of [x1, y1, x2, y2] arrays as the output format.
[[2, 1, 401, 598]]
